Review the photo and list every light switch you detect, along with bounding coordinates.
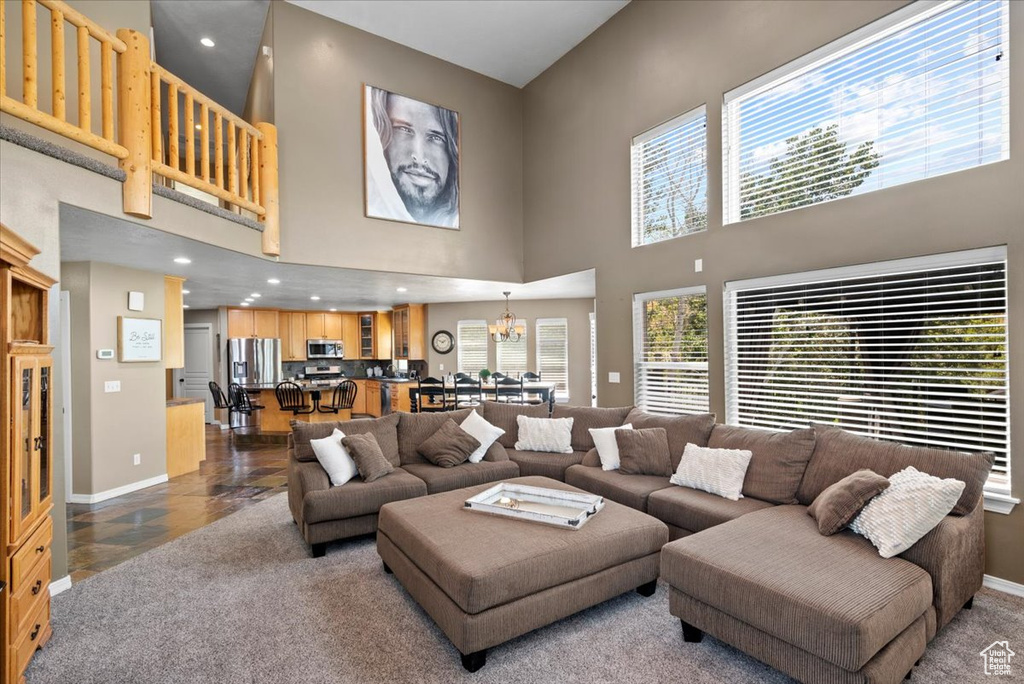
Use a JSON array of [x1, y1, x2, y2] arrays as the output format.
[[608, 372, 621, 384], [694, 258, 703, 273], [104, 380, 121, 393]]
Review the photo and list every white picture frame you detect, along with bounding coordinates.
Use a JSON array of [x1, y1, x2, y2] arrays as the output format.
[[117, 316, 162, 362]]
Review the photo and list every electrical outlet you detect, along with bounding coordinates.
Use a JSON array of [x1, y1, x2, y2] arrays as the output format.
[[439, 364, 444, 371], [609, 372, 621, 384], [104, 380, 121, 393], [133, 453, 141, 466], [694, 258, 703, 273]]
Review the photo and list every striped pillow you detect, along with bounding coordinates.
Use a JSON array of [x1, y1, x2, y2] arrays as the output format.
[[670, 443, 753, 501]]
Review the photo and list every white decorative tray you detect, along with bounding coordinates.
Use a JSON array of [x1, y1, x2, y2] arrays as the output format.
[[464, 482, 605, 530]]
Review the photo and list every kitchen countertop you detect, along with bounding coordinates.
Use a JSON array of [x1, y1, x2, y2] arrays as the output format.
[[166, 397, 205, 407]]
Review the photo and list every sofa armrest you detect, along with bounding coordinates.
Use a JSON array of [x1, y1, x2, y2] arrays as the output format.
[[581, 448, 601, 467], [899, 501, 985, 633], [287, 451, 331, 525]]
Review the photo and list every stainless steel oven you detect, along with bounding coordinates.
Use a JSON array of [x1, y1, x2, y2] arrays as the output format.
[[306, 339, 344, 359]]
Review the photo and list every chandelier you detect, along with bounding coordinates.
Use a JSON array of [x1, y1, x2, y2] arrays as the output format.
[[489, 291, 524, 343]]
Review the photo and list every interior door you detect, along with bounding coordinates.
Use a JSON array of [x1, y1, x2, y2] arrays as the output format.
[[182, 325, 215, 422]]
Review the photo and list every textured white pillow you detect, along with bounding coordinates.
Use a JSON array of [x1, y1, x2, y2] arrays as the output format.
[[849, 466, 965, 558], [310, 428, 358, 486], [515, 416, 574, 454], [670, 443, 753, 501], [589, 424, 633, 470], [461, 410, 505, 463]]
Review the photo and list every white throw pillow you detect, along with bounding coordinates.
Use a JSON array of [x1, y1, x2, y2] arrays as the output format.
[[589, 424, 633, 471], [460, 410, 505, 463], [310, 428, 358, 486], [670, 443, 752, 501], [849, 466, 965, 558], [515, 416, 574, 454]]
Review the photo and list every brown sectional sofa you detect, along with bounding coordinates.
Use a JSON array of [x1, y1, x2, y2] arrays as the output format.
[[286, 402, 992, 683]]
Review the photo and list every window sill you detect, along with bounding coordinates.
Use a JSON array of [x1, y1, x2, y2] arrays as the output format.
[[983, 491, 1020, 515]]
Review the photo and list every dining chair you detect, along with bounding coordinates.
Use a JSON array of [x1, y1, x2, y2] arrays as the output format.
[[493, 375, 525, 404], [453, 376, 483, 409], [417, 376, 449, 412], [522, 372, 545, 405]]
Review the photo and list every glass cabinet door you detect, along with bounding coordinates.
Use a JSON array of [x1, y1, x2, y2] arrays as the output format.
[[38, 359, 52, 506], [11, 356, 37, 540]]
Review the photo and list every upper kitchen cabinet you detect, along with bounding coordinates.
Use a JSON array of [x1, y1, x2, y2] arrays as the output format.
[[358, 312, 393, 360], [392, 304, 425, 360], [306, 312, 343, 340], [228, 309, 279, 338], [341, 314, 359, 359], [280, 312, 307, 361]]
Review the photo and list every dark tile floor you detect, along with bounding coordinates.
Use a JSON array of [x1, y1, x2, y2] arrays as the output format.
[[66, 426, 288, 584]]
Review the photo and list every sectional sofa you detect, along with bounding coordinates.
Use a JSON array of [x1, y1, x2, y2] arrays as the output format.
[[286, 401, 992, 683]]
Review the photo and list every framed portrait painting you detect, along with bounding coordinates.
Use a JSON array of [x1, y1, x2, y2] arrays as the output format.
[[363, 84, 460, 230]]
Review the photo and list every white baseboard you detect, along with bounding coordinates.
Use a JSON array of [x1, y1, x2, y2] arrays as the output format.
[[984, 574, 1024, 598], [66, 474, 169, 504], [50, 575, 72, 597]]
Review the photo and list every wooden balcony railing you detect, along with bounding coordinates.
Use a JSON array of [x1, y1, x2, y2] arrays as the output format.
[[0, 0, 280, 257]]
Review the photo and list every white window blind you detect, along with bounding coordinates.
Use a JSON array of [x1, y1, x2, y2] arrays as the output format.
[[724, 247, 1009, 493], [536, 319, 569, 400], [633, 288, 709, 415], [496, 322, 528, 376], [631, 105, 707, 246], [457, 320, 488, 378], [723, 0, 1009, 224]]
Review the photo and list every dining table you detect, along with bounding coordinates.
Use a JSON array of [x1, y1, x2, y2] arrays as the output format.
[[407, 381, 557, 413]]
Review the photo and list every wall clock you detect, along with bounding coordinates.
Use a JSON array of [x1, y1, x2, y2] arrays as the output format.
[[432, 330, 455, 354]]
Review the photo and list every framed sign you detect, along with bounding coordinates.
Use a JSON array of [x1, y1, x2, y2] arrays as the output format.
[[118, 316, 162, 362]]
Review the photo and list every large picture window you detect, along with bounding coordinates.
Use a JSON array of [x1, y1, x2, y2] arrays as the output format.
[[723, 0, 1009, 224], [633, 288, 709, 415], [631, 105, 707, 246], [724, 247, 1009, 493], [457, 320, 488, 378], [536, 319, 569, 400]]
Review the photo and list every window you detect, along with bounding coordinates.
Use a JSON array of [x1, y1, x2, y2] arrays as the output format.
[[724, 247, 1009, 493], [723, 0, 1009, 224], [536, 318, 569, 400], [496, 322, 528, 376], [457, 320, 488, 378], [633, 288, 709, 415], [631, 105, 707, 246]]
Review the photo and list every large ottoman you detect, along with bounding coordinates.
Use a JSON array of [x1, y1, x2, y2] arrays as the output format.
[[376, 475, 668, 671]]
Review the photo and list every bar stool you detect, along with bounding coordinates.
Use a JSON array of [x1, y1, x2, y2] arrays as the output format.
[[229, 383, 265, 424], [320, 380, 357, 414], [275, 381, 315, 415]]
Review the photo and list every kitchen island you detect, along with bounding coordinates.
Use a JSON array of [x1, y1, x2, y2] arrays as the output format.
[[241, 384, 353, 432]]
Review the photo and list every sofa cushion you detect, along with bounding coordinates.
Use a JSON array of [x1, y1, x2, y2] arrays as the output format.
[[808, 469, 890, 536], [660, 505, 932, 672], [623, 409, 716, 470], [647, 486, 774, 534], [481, 401, 550, 448], [564, 465, 672, 512], [291, 413, 400, 466], [401, 460, 521, 495], [796, 424, 994, 516], [397, 409, 472, 465], [301, 468, 427, 524], [617, 428, 672, 476], [552, 404, 633, 452], [508, 449, 588, 481], [342, 433, 394, 483], [708, 424, 816, 505], [417, 418, 479, 468]]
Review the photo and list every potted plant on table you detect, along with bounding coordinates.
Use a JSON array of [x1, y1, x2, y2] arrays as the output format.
[[479, 369, 491, 383]]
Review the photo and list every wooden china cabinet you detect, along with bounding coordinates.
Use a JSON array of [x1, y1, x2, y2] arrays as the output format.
[[1, 224, 56, 684]]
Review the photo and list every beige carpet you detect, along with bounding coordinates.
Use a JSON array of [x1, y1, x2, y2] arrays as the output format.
[[28, 493, 1024, 683]]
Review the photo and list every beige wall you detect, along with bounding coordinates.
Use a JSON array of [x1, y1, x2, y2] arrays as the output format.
[[522, 0, 1024, 584], [270, 1, 524, 281], [243, 1, 275, 125], [426, 299, 595, 406], [62, 262, 168, 494]]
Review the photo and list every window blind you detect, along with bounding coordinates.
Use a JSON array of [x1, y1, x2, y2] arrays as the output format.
[[457, 320, 488, 378], [496, 322, 528, 376], [536, 319, 569, 399], [723, 0, 1010, 224], [631, 105, 707, 246], [633, 288, 709, 415], [724, 247, 1009, 492]]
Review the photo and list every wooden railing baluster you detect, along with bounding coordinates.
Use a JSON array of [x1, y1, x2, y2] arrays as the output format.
[[50, 8, 64, 120], [214, 112, 223, 189], [200, 101, 209, 182], [184, 92, 194, 176], [77, 24, 88, 130], [23, 0, 37, 108], [167, 82, 178, 170], [150, 69, 161, 163], [228, 119, 237, 195], [100, 41, 112, 140]]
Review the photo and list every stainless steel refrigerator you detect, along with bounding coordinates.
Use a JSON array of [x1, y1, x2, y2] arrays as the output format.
[[228, 338, 282, 427]]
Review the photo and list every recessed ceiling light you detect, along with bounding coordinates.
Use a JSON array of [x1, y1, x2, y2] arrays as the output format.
[[396, 287, 408, 293], [310, 295, 321, 301], [181, 289, 190, 294], [267, 278, 280, 284], [240, 302, 250, 306], [200, 37, 215, 48], [250, 293, 261, 298], [329, 308, 337, 312], [245, 298, 254, 303], [174, 257, 191, 264], [183, 304, 190, 309]]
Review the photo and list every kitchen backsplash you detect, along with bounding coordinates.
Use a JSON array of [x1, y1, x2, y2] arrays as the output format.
[[283, 359, 428, 379]]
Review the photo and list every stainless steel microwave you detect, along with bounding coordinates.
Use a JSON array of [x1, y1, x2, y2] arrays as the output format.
[[307, 339, 344, 359]]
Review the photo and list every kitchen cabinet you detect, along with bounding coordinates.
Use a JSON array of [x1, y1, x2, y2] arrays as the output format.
[[358, 312, 393, 360], [306, 312, 343, 340], [228, 309, 279, 338], [341, 314, 359, 359], [392, 384, 412, 413], [392, 304, 426, 360], [163, 276, 185, 369], [351, 379, 367, 415], [365, 380, 382, 418], [280, 312, 307, 361]]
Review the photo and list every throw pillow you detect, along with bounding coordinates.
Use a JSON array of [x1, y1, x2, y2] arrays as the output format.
[[417, 418, 481, 468], [616, 428, 672, 476], [515, 416, 574, 453], [671, 443, 753, 501], [807, 469, 890, 536], [849, 466, 966, 558], [460, 410, 505, 464], [309, 428, 358, 486], [341, 433, 394, 483], [708, 424, 817, 505], [590, 424, 634, 471]]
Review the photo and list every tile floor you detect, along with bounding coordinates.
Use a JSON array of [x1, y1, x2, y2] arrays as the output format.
[[66, 426, 288, 583]]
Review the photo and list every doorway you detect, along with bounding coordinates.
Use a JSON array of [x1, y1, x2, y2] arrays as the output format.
[[174, 323, 215, 422]]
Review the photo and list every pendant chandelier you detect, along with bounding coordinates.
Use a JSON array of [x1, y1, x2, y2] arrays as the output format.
[[489, 291, 524, 343]]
